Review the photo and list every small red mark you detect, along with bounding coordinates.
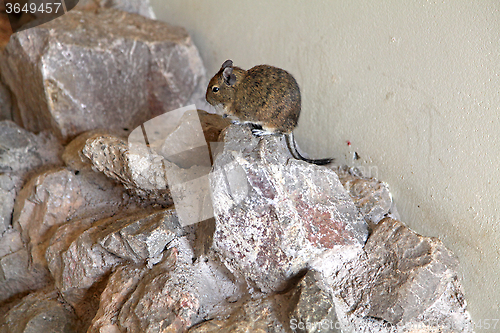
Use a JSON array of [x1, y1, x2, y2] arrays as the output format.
[[347, 140, 351, 146]]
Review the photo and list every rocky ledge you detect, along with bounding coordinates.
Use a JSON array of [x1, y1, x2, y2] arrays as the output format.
[[0, 117, 474, 333]]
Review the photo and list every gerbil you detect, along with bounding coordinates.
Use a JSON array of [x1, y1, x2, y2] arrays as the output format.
[[206, 59, 332, 165]]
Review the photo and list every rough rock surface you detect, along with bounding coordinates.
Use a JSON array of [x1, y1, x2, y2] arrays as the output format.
[[0, 120, 62, 174], [0, 120, 63, 233], [190, 270, 339, 333], [0, 247, 52, 304], [335, 166, 393, 224], [1, 166, 129, 303], [0, 9, 206, 142], [209, 124, 369, 293], [86, 264, 148, 333], [0, 174, 20, 233], [88, 237, 241, 333], [189, 294, 290, 333], [289, 271, 340, 333], [0, 289, 78, 333], [0, 228, 23, 258], [13, 168, 128, 249], [62, 129, 129, 174], [323, 217, 473, 332], [45, 208, 184, 307], [82, 134, 172, 205]]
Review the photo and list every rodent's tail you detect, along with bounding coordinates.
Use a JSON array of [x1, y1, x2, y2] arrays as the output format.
[[285, 133, 333, 166]]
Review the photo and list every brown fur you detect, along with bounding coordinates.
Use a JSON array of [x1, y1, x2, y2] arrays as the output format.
[[206, 62, 301, 134]]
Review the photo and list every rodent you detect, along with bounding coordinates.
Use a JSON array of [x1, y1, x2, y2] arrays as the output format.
[[206, 59, 332, 165]]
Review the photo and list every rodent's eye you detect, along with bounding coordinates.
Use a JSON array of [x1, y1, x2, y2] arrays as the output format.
[[212, 86, 219, 93]]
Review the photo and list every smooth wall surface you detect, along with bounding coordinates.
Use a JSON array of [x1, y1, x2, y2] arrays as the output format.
[[151, 0, 500, 327]]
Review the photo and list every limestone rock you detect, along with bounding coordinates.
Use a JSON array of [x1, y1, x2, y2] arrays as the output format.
[[45, 208, 183, 307], [113, 237, 238, 332], [0, 9, 206, 142], [0, 121, 62, 233], [117, 247, 198, 333], [87, 236, 242, 333], [0, 248, 52, 303], [62, 129, 129, 174], [0, 173, 21, 233], [0, 227, 23, 258], [13, 167, 128, 248], [1, 289, 78, 333], [3, 166, 127, 302], [289, 271, 340, 333], [209, 125, 369, 293], [0, 120, 62, 174], [335, 166, 393, 224], [86, 264, 147, 333], [82, 134, 172, 205], [188, 295, 289, 333], [189, 270, 339, 333], [325, 217, 473, 332]]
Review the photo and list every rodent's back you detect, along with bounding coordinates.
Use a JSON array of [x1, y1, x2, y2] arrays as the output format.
[[234, 65, 300, 134]]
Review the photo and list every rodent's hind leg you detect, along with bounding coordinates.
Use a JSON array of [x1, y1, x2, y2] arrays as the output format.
[[251, 128, 276, 136], [246, 123, 277, 136]]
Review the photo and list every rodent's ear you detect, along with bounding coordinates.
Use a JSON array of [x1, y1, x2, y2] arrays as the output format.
[[223, 67, 237, 86], [221, 59, 233, 69]]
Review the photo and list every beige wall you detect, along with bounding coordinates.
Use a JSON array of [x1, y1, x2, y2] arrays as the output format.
[[151, 0, 500, 327]]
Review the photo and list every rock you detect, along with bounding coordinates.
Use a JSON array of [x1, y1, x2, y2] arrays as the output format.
[[188, 294, 289, 333], [86, 264, 147, 333], [0, 227, 23, 258], [116, 237, 240, 332], [88, 236, 241, 333], [0, 121, 62, 174], [1, 289, 78, 333], [289, 271, 340, 333], [0, 173, 21, 233], [0, 248, 51, 303], [335, 166, 394, 224], [117, 247, 199, 333], [82, 133, 172, 205], [62, 129, 129, 174], [75, 0, 156, 19], [324, 217, 473, 332], [0, 9, 206, 142], [189, 270, 339, 333], [3, 166, 127, 302], [13, 167, 128, 249], [0, 121, 62, 233], [45, 208, 183, 307], [209, 125, 369, 293], [0, 79, 12, 120]]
